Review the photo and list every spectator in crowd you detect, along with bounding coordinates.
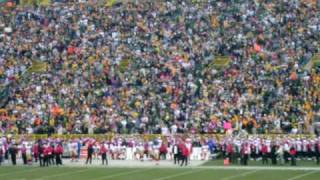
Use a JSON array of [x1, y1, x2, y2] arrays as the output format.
[[0, 0, 318, 136]]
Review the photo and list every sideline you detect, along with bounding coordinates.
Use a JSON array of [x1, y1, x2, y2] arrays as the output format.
[[2, 161, 320, 171]]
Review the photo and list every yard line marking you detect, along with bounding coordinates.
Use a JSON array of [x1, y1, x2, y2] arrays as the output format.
[[287, 171, 318, 180], [91, 169, 148, 180], [0, 168, 41, 177], [34, 168, 91, 180], [152, 169, 206, 180], [221, 170, 259, 180]]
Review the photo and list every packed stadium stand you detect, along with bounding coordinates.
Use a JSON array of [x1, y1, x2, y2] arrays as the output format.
[[0, 0, 319, 136]]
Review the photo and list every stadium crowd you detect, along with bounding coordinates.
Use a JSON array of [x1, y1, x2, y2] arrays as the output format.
[[0, 0, 319, 135], [1, 135, 320, 166]]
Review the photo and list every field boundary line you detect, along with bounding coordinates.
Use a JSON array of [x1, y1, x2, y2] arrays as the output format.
[[196, 166, 320, 171], [65, 165, 320, 171], [91, 168, 149, 180], [34, 168, 91, 180], [152, 169, 206, 180], [221, 170, 259, 180], [287, 171, 318, 180]]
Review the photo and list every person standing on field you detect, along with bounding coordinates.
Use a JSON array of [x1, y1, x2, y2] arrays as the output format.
[[86, 142, 94, 165], [54, 143, 63, 166], [172, 143, 179, 164], [32, 142, 39, 163], [0, 143, 3, 166], [43, 144, 52, 167], [100, 142, 108, 165], [261, 143, 268, 165], [290, 147, 297, 166], [316, 139, 320, 165], [21, 144, 27, 165], [180, 144, 189, 166], [9, 143, 18, 165]]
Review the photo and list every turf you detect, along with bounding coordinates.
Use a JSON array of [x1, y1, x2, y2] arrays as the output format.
[[203, 159, 320, 167], [0, 166, 320, 180]]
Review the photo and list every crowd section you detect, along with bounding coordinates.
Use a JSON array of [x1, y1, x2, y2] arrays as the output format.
[[1, 135, 320, 166], [0, 0, 319, 135]]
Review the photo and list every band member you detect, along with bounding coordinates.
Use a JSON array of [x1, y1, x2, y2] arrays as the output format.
[[100, 142, 108, 165], [54, 143, 63, 166]]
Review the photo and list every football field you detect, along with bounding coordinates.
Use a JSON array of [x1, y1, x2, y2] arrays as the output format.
[[1, 164, 320, 180]]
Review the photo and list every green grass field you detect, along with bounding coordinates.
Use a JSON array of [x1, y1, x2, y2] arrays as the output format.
[[1, 165, 320, 180], [203, 159, 320, 167]]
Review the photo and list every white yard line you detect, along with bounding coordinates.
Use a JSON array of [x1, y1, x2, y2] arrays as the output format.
[[91, 169, 148, 180], [34, 168, 91, 180], [0, 168, 41, 177], [287, 171, 318, 180], [152, 169, 206, 180], [221, 170, 259, 180]]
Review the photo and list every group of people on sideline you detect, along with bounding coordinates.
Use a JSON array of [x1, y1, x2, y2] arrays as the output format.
[[1, 135, 320, 167]]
